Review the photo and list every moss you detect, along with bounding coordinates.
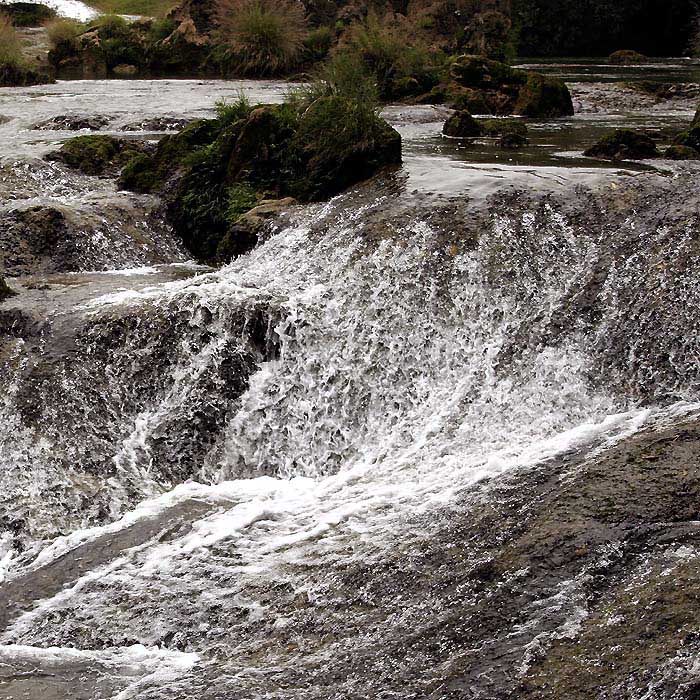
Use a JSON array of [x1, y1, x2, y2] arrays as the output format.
[[479, 118, 528, 137], [443, 110, 483, 137], [664, 145, 700, 160], [500, 132, 528, 148], [450, 54, 523, 89], [117, 153, 158, 192], [584, 129, 659, 160], [49, 135, 148, 175], [514, 73, 574, 118], [0, 276, 18, 302]]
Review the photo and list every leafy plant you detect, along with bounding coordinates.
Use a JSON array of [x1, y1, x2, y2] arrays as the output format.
[[46, 17, 83, 49], [215, 91, 252, 126], [215, 0, 308, 75]]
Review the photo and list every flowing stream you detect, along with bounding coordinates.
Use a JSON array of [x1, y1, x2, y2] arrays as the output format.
[[1, 66, 700, 698]]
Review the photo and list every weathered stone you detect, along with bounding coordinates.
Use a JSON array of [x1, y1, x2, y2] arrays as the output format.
[[609, 49, 647, 64], [443, 109, 484, 137], [664, 145, 700, 160]]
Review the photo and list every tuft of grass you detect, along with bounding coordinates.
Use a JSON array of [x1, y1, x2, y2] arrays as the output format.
[[46, 17, 84, 48], [215, 91, 252, 126], [215, 0, 308, 75], [302, 25, 334, 63], [0, 13, 23, 67]]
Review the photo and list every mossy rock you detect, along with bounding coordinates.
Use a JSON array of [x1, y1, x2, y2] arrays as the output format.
[[514, 73, 574, 118], [0, 277, 18, 303], [664, 145, 700, 160], [479, 119, 528, 137], [47, 135, 149, 176], [117, 153, 159, 192], [450, 87, 491, 114], [443, 110, 483, 137], [2, 2, 56, 26], [450, 54, 524, 90], [609, 50, 647, 65], [584, 129, 659, 161], [673, 126, 700, 152]]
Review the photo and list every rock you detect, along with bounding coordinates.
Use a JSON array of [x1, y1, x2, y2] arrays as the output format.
[[112, 63, 138, 77], [0, 207, 70, 276], [216, 198, 296, 262], [0, 277, 18, 303], [673, 126, 700, 152], [609, 49, 647, 65], [32, 114, 113, 131], [664, 145, 700, 160], [479, 118, 528, 138], [443, 109, 483, 137], [121, 117, 193, 132], [46, 135, 152, 176], [584, 129, 659, 161], [500, 132, 528, 148], [514, 73, 574, 118], [448, 54, 573, 118]]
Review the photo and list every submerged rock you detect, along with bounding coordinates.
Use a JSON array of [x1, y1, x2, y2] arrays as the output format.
[[584, 129, 659, 161], [448, 54, 573, 118]]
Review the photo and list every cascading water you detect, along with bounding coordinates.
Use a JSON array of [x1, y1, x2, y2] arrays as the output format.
[[1, 74, 700, 699]]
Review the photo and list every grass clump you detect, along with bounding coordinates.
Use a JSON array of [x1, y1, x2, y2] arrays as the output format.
[[46, 17, 84, 48], [215, 0, 308, 75], [215, 92, 252, 126], [0, 13, 23, 67]]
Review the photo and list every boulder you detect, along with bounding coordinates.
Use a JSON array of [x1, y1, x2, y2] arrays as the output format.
[[1, 2, 55, 26], [448, 54, 573, 118], [673, 126, 700, 152], [112, 63, 138, 77], [47, 135, 152, 176], [609, 49, 647, 65], [479, 119, 528, 138], [500, 132, 528, 149], [584, 129, 659, 161], [443, 109, 483, 137]]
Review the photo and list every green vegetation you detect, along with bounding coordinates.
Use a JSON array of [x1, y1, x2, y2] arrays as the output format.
[[0, 13, 23, 67], [48, 135, 149, 175], [46, 17, 83, 47], [1, 3, 55, 27], [215, 92, 252, 126], [215, 0, 308, 75]]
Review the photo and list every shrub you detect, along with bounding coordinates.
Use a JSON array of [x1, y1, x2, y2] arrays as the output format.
[[148, 17, 176, 42], [0, 13, 23, 67], [343, 12, 442, 100], [215, 92, 252, 126], [2, 3, 56, 28], [215, 0, 308, 75], [46, 17, 83, 48], [302, 25, 334, 64]]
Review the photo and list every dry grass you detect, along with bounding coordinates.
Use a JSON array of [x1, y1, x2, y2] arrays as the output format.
[[0, 13, 23, 66], [215, 0, 308, 74]]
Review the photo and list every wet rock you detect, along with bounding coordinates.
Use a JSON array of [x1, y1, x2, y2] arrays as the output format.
[[46, 135, 152, 176], [33, 114, 113, 131], [443, 109, 483, 137], [448, 54, 573, 118], [479, 118, 528, 138], [0, 277, 18, 303], [121, 117, 193, 132], [665, 145, 700, 160], [627, 81, 700, 101], [500, 131, 528, 148], [609, 49, 647, 64], [584, 129, 659, 160], [216, 198, 297, 262]]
